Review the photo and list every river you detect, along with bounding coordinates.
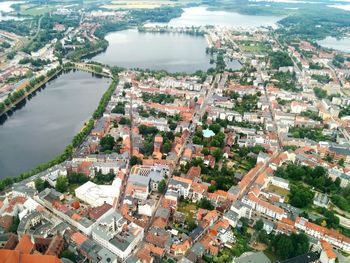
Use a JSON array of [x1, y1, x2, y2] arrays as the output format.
[[0, 70, 110, 178]]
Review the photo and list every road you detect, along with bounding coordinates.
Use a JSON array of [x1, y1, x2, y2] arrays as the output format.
[[33, 15, 43, 39], [117, 82, 133, 210], [141, 73, 221, 234]]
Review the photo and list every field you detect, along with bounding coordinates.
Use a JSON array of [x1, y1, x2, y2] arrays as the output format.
[[267, 184, 290, 201], [177, 201, 197, 220], [19, 4, 58, 16], [238, 42, 270, 54]]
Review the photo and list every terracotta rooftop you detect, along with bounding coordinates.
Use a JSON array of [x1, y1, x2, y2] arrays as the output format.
[[15, 235, 34, 255]]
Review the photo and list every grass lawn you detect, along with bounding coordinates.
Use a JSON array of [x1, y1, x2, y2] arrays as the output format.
[[239, 42, 270, 53], [20, 5, 57, 16], [267, 184, 290, 197], [177, 201, 197, 223], [68, 183, 79, 195]]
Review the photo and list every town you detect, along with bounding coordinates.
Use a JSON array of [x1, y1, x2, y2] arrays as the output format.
[[1, 1, 350, 263]]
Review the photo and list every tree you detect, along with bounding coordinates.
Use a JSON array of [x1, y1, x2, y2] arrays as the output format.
[[289, 184, 314, 208], [162, 142, 172, 154], [35, 178, 46, 192], [197, 197, 214, 210], [254, 219, 264, 231], [212, 148, 224, 162], [314, 87, 327, 99], [158, 179, 166, 193], [60, 249, 76, 262], [55, 176, 68, 193], [100, 135, 115, 152], [338, 158, 345, 167], [130, 156, 142, 166], [257, 230, 269, 244], [9, 215, 19, 233], [270, 233, 309, 260]]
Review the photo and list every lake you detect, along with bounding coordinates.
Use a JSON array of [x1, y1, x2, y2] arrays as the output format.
[[318, 36, 350, 53], [147, 6, 283, 28], [0, 1, 24, 21], [92, 29, 214, 73], [93, 7, 282, 72], [0, 70, 110, 178]]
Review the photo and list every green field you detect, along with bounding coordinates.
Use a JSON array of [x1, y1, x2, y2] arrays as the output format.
[[19, 4, 58, 16]]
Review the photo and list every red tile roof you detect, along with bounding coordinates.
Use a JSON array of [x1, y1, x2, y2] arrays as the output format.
[[15, 235, 34, 255]]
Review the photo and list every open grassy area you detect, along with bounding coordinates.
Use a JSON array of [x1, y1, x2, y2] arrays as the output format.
[[19, 4, 57, 16], [239, 42, 270, 53], [177, 201, 197, 219], [267, 184, 290, 198]]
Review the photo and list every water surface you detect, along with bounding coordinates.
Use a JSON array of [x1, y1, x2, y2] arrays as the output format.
[[0, 1, 24, 21], [93, 29, 214, 73], [318, 36, 350, 53], [0, 70, 110, 178], [148, 6, 283, 28]]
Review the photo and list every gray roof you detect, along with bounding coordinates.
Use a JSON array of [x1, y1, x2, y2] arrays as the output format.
[[224, 210, 239, 222], [124, 256, 139, 263], [92, 211, 141, 252], [329, 145, 350, 156], [234, 252, 271, 263], [155, 207, 170, 219], [128, 174, 150, 186], [97, 248, 118, 263], [169, 178, 190, 189], [189, 242, 205, 256]]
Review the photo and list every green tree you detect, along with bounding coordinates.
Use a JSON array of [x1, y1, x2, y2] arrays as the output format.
[[162, 142, 172, 154], [212, 148, 224, 162], [60, 249, 76, 262], [55, 176, 68, 193], [338, 159, 345, 167], [270, 233, 309, 260], [9, 215, 20, 233], [100, 135, 115, 152], [130, 156, 142, 166], [197, 197, 214, 210], [254, 219, 264, 231], [35, 178, 46, 192], [158, 179, 166, 193], [289, 184, 314, 208]]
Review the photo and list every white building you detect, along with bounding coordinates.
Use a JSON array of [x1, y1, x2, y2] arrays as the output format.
[[270, 176, 289, 190], [92, 211, 144, 262], [75, 179, 121, 207]]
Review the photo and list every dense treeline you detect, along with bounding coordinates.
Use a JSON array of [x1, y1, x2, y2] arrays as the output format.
[[19, 57, 50, 67], [269, 233, 309, 260], [0, 20, 31, 36], [94, 21, 128, 39], [276, 164, 339, 194], [278, 7, 350, 39], [130, 7, 183, 24], [269, 51, 293, 69]]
